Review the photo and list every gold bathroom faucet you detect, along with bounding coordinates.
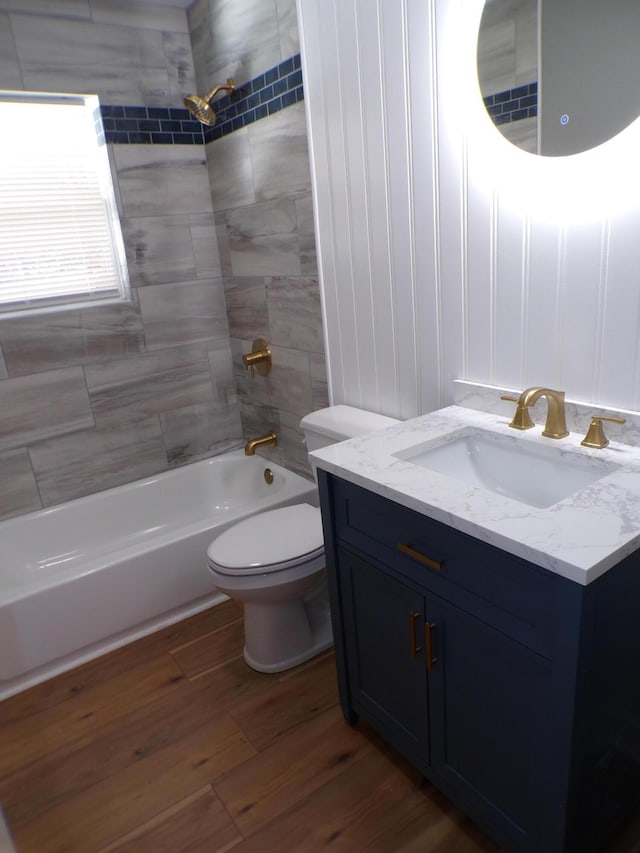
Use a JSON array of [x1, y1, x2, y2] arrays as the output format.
[[501, 387, 569, 439], [244, 431, 277, 456]]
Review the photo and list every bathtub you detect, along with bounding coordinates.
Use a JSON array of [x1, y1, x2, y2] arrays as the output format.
[[0, 451, 317, 700]]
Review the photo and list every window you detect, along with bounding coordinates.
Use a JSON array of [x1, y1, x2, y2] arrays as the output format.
[[0, 91, 130, 316]]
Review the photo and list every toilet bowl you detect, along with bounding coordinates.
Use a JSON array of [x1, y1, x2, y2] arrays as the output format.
[[207, 405, 399, 673], [207, 503, 329, 672]]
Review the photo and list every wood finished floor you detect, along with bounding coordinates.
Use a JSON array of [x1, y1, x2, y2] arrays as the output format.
[[1, 600, 639, 853]]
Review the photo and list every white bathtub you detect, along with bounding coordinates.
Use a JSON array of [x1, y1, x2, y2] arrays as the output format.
[[0, 451, 317, 700]]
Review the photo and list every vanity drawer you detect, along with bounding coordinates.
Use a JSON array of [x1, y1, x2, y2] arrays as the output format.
[[330, 477, 557, 657]]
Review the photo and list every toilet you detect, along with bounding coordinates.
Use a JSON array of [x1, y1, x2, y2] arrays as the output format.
[[206, 405, 399, 673]]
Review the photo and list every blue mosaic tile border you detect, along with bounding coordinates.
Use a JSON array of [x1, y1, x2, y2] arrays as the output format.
[[101, 104, 203, 144], [102, 53, 303, 145], [484, 82, 537, 126], [203, 53, 303, 142]]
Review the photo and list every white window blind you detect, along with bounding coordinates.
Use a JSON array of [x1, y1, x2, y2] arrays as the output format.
[[0, 91, 130, 315]]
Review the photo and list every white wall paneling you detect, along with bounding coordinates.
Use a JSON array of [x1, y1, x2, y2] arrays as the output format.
[[299, 0, 640, 418], [299, 0, 440, 418]]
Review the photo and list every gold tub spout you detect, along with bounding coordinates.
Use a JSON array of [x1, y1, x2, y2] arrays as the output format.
[[244, 431, 277, 456]]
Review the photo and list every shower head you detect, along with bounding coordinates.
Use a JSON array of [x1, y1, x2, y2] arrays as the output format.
[[183, 78, 237, 126]]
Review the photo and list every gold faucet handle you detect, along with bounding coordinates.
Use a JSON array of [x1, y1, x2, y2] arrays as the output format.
[[242, 338, 272, 377], [500, 394, 535, 430], [580, 415, 626, 449]]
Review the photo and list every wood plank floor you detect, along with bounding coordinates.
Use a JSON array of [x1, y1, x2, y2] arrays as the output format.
[[1, 600, 639, 853]]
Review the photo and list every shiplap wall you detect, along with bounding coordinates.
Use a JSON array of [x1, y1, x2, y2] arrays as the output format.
[[297, 0, 640, 420]]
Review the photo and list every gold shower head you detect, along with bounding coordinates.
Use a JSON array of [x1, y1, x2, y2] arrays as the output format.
[[183, 78, 237, 126]]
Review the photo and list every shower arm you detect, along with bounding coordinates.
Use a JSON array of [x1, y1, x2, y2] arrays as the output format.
[[202, 79, 236, 103]]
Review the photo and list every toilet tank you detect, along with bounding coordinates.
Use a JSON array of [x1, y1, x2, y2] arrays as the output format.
[[300, 405, 400, 452]]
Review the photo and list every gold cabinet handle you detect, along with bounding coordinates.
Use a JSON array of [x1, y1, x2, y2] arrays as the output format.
[[425, 622, 438, 671], [397, 543, 443, 572], [409, 611, 422, 657]]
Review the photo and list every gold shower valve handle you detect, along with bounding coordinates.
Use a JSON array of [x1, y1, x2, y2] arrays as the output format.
[[580, 415, 626, 449], [242, 338, 272, 377]]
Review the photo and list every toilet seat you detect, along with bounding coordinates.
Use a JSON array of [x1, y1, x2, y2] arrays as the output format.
[[207, 503, 324, 576]]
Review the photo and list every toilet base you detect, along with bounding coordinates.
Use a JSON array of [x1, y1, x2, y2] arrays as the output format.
[[242, 595, 333, 673]]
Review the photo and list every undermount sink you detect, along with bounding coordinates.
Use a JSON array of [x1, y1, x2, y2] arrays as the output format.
[[393, 428, 620, 509]]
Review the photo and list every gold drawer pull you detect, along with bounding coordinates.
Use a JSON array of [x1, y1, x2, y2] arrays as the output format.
[[397, 543, 443, 571], [425, 622, 438, 672], [408, 611, 422, 657]]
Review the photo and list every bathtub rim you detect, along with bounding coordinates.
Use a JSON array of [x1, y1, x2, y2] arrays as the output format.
[[1, 450, 317, 605], [0, 450, 317, 700]]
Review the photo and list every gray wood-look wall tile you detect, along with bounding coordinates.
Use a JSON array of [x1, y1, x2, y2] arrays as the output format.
[[514, 1, 537, 85], [29, 416, 167, 506], [233, 338, 312, 417], [279, 409, 313, 480], [208, 339, 238, 406], [190, 213, 222, 279], [186, 0, 212, 95], [122, 216, 197, 286], [163, 30, 197, 104], [276, 0, 299, 59], [90, 1, 189, 34], [267, 276, 324, 353], [188, 0, 282, 91], [294, 193, 315, 234], [223, 277, 269, 341], [215, 213, 233, 276], [138, 279, 229, 350], [161, 400, 242, 467], [267, 344, 314, 415], [0, 13, 23, 89], [0, 367, 94, 451], [238, 397, 284, 467], [206, 130, 256, 213], [123, 214, 221, 286], [295, 194, 318, 276], [85, 343, 215, 423], [0, 448, 42, 521], [0, 312, 82, 377], [477, 0, 537, 95], [478, 14, 516, 96], [501, 116, 537, 154], [0, 1, 90, 19], [249, 104, 312, 203], [113, 146, 212, 217], [10, 14, 175, 105], [0, 303, 144, 377], [298, 233, 319, 277], [310, 351, 329, 410], [225, 199, 301, 277], [78, 301, 146, 359]]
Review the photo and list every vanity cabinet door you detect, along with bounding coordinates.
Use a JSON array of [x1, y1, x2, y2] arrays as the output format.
[[338, 548, 430, 768], [336, 545, 556, 852], [426, 594, 555, 852]]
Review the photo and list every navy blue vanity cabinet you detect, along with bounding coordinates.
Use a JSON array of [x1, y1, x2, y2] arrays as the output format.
[[317, 470, 640, 853], [338, 548, 430, 763]]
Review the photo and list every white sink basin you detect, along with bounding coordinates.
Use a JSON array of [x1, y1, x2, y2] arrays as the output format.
[[393, 428, 620, 509]]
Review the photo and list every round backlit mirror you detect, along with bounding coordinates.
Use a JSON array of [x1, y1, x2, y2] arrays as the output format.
[[477, 0, 640, 156]]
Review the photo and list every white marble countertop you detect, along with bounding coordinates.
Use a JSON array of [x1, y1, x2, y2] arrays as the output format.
[[311, 404, 640, 585]]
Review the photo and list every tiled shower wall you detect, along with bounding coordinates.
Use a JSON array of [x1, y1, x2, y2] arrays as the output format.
[[189, 0, 328, 475], [0, 0, 326, 521], [476, 0, 538, 153]]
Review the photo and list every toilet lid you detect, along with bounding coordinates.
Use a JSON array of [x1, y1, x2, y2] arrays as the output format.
[[207, 503, 324, 575]]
